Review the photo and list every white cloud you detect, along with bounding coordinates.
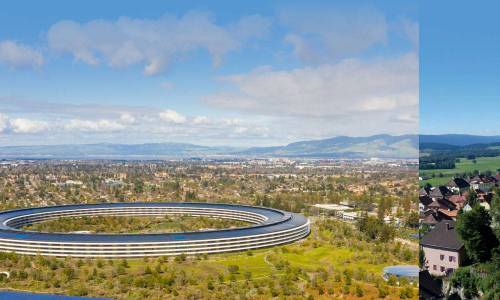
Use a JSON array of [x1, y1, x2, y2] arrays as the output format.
[[206, 54, 417, 117], [0, 113, 49, 134], [119, 113, 136, 125], [65, 119, 125, 132], [204, 54, 418, 135], [9, 118, 49, 133], [192, 116, 210, 125], [47, 12, 271, 75], [159, 109, 187, 124], [0, 113, 9, 132], [0, 40, 44, 69], [222, 118, 241, 126], [281, 6, 387, 63], [234, 127, 248, 134], [393, 113, 418, 124]]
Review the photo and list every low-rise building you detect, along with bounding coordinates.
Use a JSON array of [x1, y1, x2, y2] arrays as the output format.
[[421, 221, 465, 276], [469, 175, 496, 192], [419, 195, 433, 212], [429, 186, 453, 200], [447, 178, 470, 194]]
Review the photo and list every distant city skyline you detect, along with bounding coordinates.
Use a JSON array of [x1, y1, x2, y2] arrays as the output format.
[[420, 1, 500, 135], [0, 0, 417, 147]]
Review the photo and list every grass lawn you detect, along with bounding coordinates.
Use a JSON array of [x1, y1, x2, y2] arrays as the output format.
[[124, 238, 401, 280], [420, 156, 500, 186]]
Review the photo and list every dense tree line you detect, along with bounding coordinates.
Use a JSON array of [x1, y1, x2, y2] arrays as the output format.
[[420, 143, 500, 170], [23, 216, 249, 234]]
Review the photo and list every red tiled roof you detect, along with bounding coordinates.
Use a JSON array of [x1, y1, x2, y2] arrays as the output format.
[[438, 209, 458, 218], [448, 195, 466, 208]]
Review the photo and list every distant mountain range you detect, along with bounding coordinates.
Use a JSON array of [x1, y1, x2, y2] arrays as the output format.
[[239, 134, 418, 158], [420, 134, 500, 147], [0, 134, 419, 159], [419, 135, 500, 170]]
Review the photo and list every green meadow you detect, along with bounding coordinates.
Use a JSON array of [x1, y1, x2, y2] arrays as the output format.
[[420, 156, 500, 187]]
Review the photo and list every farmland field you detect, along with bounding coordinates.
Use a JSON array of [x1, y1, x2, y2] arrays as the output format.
[[419, 156, 500, 186]]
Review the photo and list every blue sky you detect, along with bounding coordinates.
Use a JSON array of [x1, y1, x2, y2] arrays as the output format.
[[420, 1, 500, 135], [0, 0, 418, 146]]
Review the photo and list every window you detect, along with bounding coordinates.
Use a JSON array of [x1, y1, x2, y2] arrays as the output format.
[[440, 266, 445, 272], [440, 254, 444, 260], [449, 256, 456, 262], [433, 265, 437, 270]]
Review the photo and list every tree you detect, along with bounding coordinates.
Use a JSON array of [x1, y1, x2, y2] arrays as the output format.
[[450, 267, 479, 299], [244, 271, 252, 280], [134, 179, 144, 194], [355, 284, 364, 297], [466, 190, 478, 207], [379, 224, 395, 242], [357, 215, 380, 240], [456, 205, 499, 263], [491, 191, 500, 239], [357, 215, 395, 242], [419, 248, 428, 269], [227, 265, 239, 274], [406, 211, 419, 228], [120, 259, 129, 268]]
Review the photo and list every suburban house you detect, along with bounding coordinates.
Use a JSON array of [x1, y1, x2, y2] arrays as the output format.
[[421, 210, 453, 227], [420, 186, 431, 197], [421, 220, 465, 276], [429, 186, 453, 200], [446, 178, 470, 194], [419, 195, 433, 212], [469, 175, 497, 192], [435, 198, 457, 211], [447, 195, 466, 209]]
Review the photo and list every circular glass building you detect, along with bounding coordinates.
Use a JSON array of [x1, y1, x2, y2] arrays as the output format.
[[0, 202, 310, 258]]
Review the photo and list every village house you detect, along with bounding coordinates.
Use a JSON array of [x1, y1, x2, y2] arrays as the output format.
[[429, 186, 453, 200], [419, 186, 431, 197], [421, 210, 453, 227], [446, 178, 470, 194], [419, 195, 433, 212], [447, 194, 466, 209], [421, 221, 465, 276], [469, 175, 497, 192]]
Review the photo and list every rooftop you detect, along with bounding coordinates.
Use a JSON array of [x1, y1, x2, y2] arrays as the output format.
[[420, 220, 464, 251]]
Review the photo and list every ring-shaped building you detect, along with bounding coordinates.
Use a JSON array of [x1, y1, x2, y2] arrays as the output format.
[[0, 202, 310, 258]]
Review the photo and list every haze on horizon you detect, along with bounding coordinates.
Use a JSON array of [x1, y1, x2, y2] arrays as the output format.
[[0, 1, 418, 147]]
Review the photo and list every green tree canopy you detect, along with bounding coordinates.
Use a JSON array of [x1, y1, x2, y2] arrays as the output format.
[[456, 205, 499, 263], [466, 190, 478, 207], [490, 190, 500, 240]]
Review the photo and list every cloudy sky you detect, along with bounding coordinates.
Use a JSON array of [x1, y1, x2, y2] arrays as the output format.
[[0, 0, 418, 147]]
